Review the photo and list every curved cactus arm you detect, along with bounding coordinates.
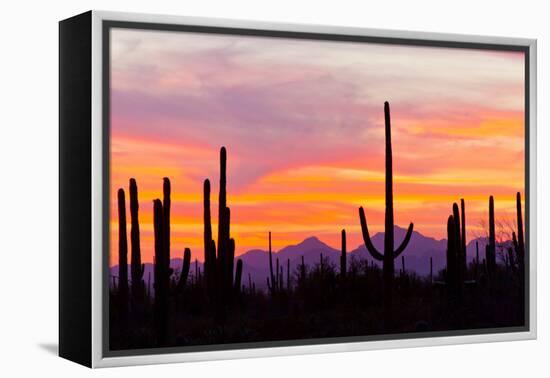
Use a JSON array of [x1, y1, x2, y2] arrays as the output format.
[[512, 231, 518, 251], [359, 207, 384, 261], [393, 222, 414, 258]]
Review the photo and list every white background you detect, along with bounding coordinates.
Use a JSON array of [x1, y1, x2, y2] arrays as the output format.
[[0, 0, 546, 376]]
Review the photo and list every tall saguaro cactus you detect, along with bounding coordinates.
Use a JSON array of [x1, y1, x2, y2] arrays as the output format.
[[267, 231, 278, 294], [513, 192, 525, 274], [340, 229, 347, 278], [117, 189, 129, 298], [163, 177, 171, 270], [444, 200, 467, 297], [202, 147, 243, 307], [129, 178, 144, 302], [446, 214, 459, 297], [203, 179, 215, 295], [153, 199, 170, 345], [358, 102, 414, 323], [117, 189, 129, 322], [486, 196, 497, 275], [460, 199, 467, 277]]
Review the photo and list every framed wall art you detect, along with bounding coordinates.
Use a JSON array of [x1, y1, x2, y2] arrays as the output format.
[[59, 10, 537, 368]]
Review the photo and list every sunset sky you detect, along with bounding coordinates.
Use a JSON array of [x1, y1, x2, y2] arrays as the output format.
[[109, 28, 525, 266]]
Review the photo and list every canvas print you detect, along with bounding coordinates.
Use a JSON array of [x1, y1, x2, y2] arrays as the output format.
[[108, 27, 527, 352]]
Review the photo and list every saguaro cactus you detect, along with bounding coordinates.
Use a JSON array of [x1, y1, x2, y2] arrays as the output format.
[[153, 199, 169, 345], [445, 201, 468, 297], [451, 202, 465, 292], [203, 179, 216, 295], [163, 177, 171, 271], [217, 147, 228, 292], [486, 196, 496, 275], [513, 192, 525, 274], [201, 147, 243, 306], [226, 209, 235, 291], [446, 215, 459, 297], [177, 248, 191, 291], [451, 203, 461, 274], [117, 189, 129, 298], [267, 231, 278, 294], [117, 188, 129, 322], [340, 229, 347, 278], [129, 178, 144, 301], [358, 102, 414, 322]]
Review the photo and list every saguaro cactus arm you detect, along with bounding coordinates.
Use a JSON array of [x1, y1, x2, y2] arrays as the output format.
[[393, 222, 414, 258], [359, 207, 384, 261], [516, 192, 525, 256], [512, 232, 518, 251]]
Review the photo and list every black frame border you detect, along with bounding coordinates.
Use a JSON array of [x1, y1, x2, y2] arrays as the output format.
[[59, 11, 93, 367]]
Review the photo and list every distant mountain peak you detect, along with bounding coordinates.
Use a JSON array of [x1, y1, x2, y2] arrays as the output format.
[[393, 224, 408, 231], [299, 235, 324, 245]]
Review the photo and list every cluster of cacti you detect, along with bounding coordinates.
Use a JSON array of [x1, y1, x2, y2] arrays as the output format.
[[115, 179, 146, 304], [146, 177, 195, 344], [358, 101, 414, 323], [116, 178, 151, 323], [152, 181, 172, 344], [444, 200, 467, 298], [108, 102, 529, 349], [202, 147, 244, 306]]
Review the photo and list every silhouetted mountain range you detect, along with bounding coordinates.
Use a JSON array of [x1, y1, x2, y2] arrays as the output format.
[[111, 225, 510, 290]]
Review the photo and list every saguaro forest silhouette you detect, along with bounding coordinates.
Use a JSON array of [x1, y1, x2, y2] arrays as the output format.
[[109, 102, 527, 350], [108, 26, 526, 351]]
